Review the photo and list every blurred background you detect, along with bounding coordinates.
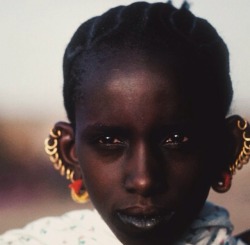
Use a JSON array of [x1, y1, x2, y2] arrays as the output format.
[[0, 0, 249, 234]]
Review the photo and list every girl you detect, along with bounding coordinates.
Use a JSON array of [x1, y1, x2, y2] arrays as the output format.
[[1, 1, 250, 244]]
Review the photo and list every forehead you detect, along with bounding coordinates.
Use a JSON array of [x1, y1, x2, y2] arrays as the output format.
[[74, 51, 197, 125], [78, 49, 184, 96], [78, 50, 183, 101]]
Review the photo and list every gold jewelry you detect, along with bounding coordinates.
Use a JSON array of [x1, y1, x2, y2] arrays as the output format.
[[44, 128, 89, 203], [44, 129, 64, 173], [230, 119, 250, 175], [69, 179, 89, 203]]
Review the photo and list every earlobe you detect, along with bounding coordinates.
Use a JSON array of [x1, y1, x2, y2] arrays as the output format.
[[44, 122, 89, 203], [211, 171, 232, 193]]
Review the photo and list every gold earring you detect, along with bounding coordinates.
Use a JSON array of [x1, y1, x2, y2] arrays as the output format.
[[229, 119, 250, 175], [44, 129, 63, 173], [44, 128, 89, 203], [68, 178, 89, 204]]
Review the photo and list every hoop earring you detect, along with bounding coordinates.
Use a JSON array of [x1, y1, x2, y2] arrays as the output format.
[[229, 119, 250, 175], [44, 128, 89, 203], [68, 179, 89, 204]]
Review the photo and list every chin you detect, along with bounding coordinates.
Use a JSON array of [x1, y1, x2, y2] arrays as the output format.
[[108, 201, 206, 245], [109, 211, 190, 245]]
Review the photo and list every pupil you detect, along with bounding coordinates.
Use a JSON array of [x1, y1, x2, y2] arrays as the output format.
[[104, 136, 112, 143]]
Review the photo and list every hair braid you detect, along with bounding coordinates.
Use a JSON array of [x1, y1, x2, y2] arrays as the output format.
[[63, 1, 232, 124]]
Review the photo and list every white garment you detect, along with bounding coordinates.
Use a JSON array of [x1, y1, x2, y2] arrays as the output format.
[[0, 209, 120, 245], [0, 202, 246, 245]]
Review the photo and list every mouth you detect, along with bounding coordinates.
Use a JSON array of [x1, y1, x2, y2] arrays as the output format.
[[116, 207, 175, 231]]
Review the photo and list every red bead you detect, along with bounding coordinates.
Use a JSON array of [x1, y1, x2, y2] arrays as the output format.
[[69, 179, 83, 194]]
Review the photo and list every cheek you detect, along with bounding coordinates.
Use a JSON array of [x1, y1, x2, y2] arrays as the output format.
[[168, 153, 211, 200], [76, 147, 123, 208]]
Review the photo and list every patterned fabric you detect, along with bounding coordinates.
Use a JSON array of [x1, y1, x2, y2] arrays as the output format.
[[0, 209, 121, 245], [0, 202, 246, 244], [176, 202, 246, 245]]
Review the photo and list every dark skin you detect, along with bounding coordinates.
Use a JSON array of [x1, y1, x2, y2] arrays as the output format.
[[57, 54, 247, 244]]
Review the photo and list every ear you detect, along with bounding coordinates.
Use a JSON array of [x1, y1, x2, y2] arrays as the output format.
[[53, 121, 82, 180], [225, 115, 245, 159], [212, 115, 250, 193], [225, 115, 250, 167]]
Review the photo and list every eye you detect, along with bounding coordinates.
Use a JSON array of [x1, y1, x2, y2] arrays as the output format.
[[98, 136, 124, 145], [94, 135, 128, 152], [161, 133, 189, 149]]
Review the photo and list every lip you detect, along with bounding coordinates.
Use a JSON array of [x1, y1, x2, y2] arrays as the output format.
[[116, 206, 175, 231]]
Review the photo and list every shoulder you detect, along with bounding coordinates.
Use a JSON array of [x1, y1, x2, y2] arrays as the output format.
[[183, 202, 248, 245], [0, 209, 98, 244]]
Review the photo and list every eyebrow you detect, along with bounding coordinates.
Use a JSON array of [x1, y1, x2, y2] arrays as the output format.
[[83, 123, 130, 134], [83, 122, 194, 134]]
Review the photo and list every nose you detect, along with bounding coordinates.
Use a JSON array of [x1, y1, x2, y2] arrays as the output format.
[[124, 141, 163, 196]]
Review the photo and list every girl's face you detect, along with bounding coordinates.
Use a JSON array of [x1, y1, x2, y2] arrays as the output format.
[[74, 54, 214, 244]]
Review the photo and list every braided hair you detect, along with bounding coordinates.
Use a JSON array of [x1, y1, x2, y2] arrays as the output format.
[[63, 1, 232, 124]]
